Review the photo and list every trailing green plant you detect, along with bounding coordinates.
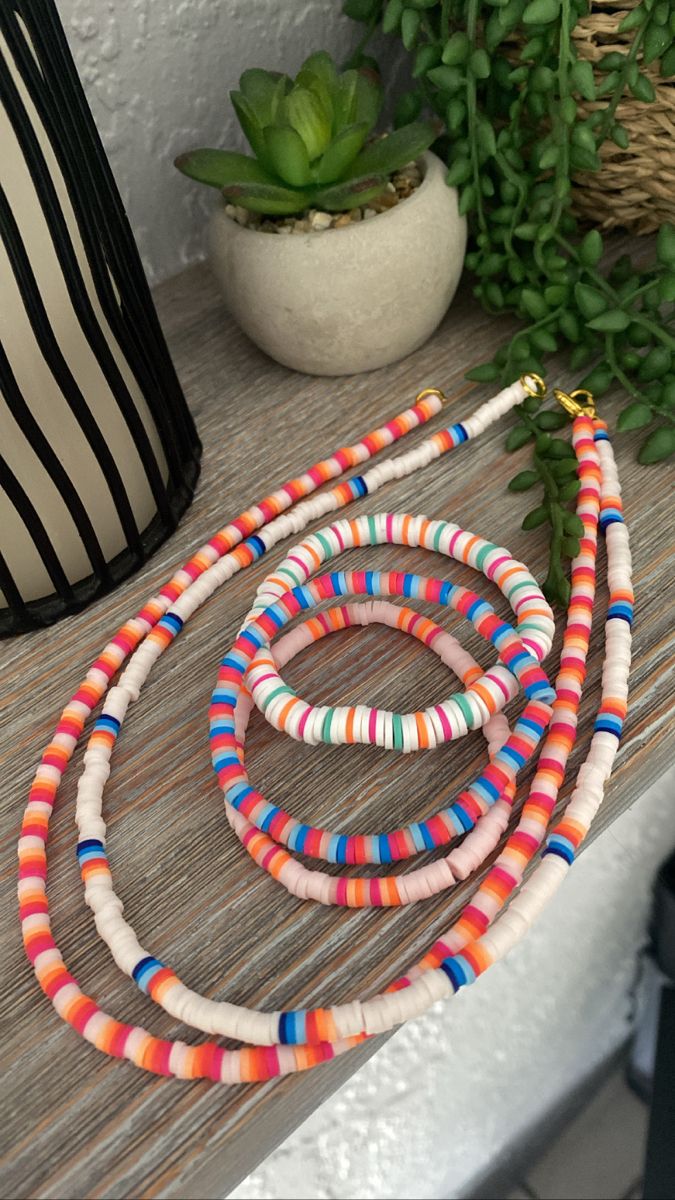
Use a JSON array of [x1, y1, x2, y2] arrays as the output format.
[[175, 51, 436, 214], [504, 388, 585, 605], [343, 0, 675, 604]]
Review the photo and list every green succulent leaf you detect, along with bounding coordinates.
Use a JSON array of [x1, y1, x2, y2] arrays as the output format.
[[631, 73, 656, 103], [466, 361, 501, 381], [562, 536, 581, 558], [563, 512, 584, 537], [570, 59, 596, 101], [521, 288, 548, 319], [469, 49, 491, 79], [446, 157, 472, 187], [342, 0, 379, 19], [427, 64, 465, 91], [598, 52, 625, 73], [574, 283, 607, 320], [587, 309, 631, 332], [230, 90, 274, 169], [580, 364, 614, 395], [537, 409, 568, 430], [220, 179, 309, 215], [662, 45, 675, 77], [284, 88, 332, 161], [314, 123, 369, 184], [401, 7, 421, 50], [353, 68, 384, 130], [656, 223, 675, 268], [553, 457, 581, 478], [413, 44, 441, 78], [508, 469, 539, 491], [611, 124, 630, 149], [559, 478, 581, 501], [659, 273, 675, 303], [347, 120, 436, 178], [485, 11, 506, 53], [616, 402, 653, 432], [506, 424, 534, 450], [264, 125, 312, 187], [522, 505, 549, 530], [395, 90, 423, 128], [382, 0, 404, 35], [619, 7, 645, 33], [639, 347, 672, 381], [174, 149, 279, 190], [312, 173, 388, 211], [300, 52, 338, 93], [546, 438, 576, 458], [238, 69, 289, 126], [442, 32, 470, 65], [295, 68, 335, 128], [523, 0, 560, 24], [332, 70, 360, 129], [579, 228, 603, 267], [638, 427, 675, 464]]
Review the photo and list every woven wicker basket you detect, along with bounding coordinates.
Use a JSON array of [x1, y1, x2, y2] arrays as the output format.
[[571, 0, 675, 234]]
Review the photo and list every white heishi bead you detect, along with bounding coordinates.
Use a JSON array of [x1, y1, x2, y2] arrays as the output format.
[[36, 764, 61, 785], [52, 982, 80, 1017], [33, 947, 62, 973], [169, 1042, 193, 1079], [21, 912, 49, 934], [82, 1010, 110, 1046], [123, 1027, 148, 1063], [332, 999, 365, 1039], [17, 836, 45, 855], [18, 876, 46, 899]]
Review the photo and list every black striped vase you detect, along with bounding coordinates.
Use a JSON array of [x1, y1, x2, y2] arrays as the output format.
[[1, 1, 201, 636]]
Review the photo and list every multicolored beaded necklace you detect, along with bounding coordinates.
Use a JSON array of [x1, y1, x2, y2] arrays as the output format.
[[18, 376, 633, 1081]]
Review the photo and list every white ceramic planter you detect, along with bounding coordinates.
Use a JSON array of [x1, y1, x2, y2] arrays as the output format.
[[208, 151, 467, 376]]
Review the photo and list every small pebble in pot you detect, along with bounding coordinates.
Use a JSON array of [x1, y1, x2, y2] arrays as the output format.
[[225, 159, 423, 234]]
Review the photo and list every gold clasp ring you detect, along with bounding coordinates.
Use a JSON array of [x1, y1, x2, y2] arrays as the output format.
[[520, 373, 547, 399], [416, 387, 447, 406]]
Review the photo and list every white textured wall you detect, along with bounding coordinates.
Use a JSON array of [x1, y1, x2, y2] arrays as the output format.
[[231, 770, 675, 1200], [58, 0, 402, 285]]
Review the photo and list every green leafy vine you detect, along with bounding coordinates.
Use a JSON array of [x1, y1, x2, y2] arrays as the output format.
[[343, 0, 675, 604]]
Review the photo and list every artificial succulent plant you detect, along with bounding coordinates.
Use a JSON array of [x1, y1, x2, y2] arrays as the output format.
[[175, 51, 436, 214]]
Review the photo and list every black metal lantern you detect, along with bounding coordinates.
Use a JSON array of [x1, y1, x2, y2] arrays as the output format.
[[1, 1, 201, 635]]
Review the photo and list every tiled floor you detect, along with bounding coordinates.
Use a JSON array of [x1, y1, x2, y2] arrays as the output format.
[[504, 1066, 649, 1200]]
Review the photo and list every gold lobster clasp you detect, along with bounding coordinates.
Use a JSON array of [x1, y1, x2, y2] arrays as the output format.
[[553, 387, 596, 420]]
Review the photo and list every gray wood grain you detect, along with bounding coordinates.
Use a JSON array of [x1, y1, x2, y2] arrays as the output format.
[[1, 255, 673, 1200]]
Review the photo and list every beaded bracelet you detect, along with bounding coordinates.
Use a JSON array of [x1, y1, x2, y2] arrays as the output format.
[[238, 595, 516, 789], [242, 516, 550, 752], [228, 598, 516, 903], [237, 598, 516, 777], [207, 513, 555, 867], [18, 385, 633, 1083]]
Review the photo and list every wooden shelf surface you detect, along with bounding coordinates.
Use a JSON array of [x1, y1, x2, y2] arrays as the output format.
[[1, 256, 673, 1199]]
